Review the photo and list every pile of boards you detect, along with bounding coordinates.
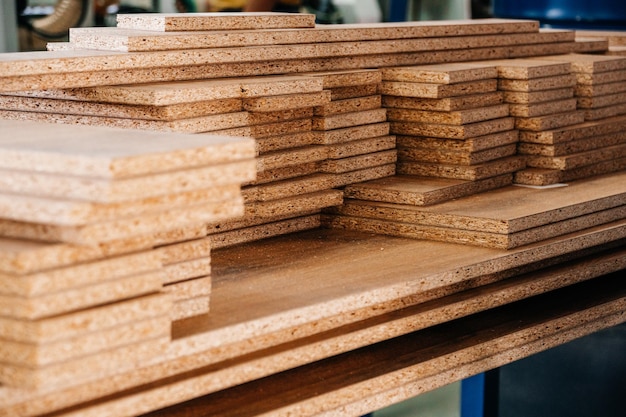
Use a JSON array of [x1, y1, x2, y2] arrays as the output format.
[[0, 120, 255, 390], [0, 12, 625, 416]]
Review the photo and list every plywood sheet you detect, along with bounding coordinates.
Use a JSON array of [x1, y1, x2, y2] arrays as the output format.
[[398, 156, 526, 180], [116, 12, 316, 31], [343, 174, 512, 206]]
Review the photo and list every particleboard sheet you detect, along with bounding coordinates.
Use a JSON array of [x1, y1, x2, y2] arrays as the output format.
[[343, 174, 513, 206], [398, 156, 526, 181], [398, 143, 517, 166], [535, 53, 626, 73], [115, 12, 316, 31], [380, 79, 498, 99], [382, 91, 504, 112], [390, 117, 515, 139], [386, 104, 509, 125], [396, 130, 519, 153]]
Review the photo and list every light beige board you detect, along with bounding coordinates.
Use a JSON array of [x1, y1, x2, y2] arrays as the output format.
[[380, 79, 498, 99], [478, 58, 572, 79], [0, 198, 243, 245], [502, 87, 574, 104], [572, 38, 609, 53], [0, 43, 574, 93], [321, 150, 398, 174], [329, 84, 379, 101], [0, 250, 159, 297], [515, 110, 585, 131], [251, 189, 343, 218], [535, 53, 626, 73], [583, 102, 626, 121], [577, 92, 626, 109], [251, 161, 320, 186], [0, 186, 240, 226], [208, 214, 321, 249], [210, 118, 312, 139], [257, 145, 328, 172], [518, 131, 626, 157], [314, 95, 382, 116], [0, 270, 163, 319], [163, 276, 212, 301], [398, 156, 526, 181], [497, 74, 576, 92], [313, 122, 390, 145], [116, 12, 316, 31], [382, 92, 504, 112], [575, 30, 626, 46], [163, 258, 212, 285], [0, 292, 170, 345], [337, 171, 626, 234], [171, 295, 210, 321], [518, 114, 626, 144], [301, 69, 382, 88], [332, 163, 396, 187], [390, 117, 515, 139], [0, 336, 170, 389], [343, 174, 512, 206], [20, 75, 323, 106], [0, 120, 254, 179], [0, 109, 254, 134], [526, 142, 626, 170], [396, 130, 519, 153], [0, 160, 255, 203], [514, 157, 626, 186], [326, 135, 397, 159], [206, 206, 319, 235], [68, 19, 540, 51], [509, 97, 578, 117], [0, 31, 567, 80], [575, 80, 626, 97], [156, 237, 211, 265], [381, 63, 498, 84], [0, 315, 169, 368], [398, 143, 517, 166], [243, 91, 330, 112], [573, 69, 626, 85], [312, 108, 388, 131], [0, 95, 243, 121], [387, 104, 510, 125], [255, 131, 317, 154], [243, 173, 334, 203]]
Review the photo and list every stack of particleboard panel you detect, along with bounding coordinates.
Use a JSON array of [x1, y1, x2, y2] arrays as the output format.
[[0, 74, 344, 249], [305, 69, 396, 188], [0, 15, 580, 93], [0, 119, 255, 390], [574, 29, 626, 55], [205, 77, 344, 249], [324, 171, 626, 249], [513, 54, 626, 185], [382, 62, 524, 187]]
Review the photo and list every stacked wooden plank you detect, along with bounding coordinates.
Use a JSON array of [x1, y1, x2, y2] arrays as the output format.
[[360, 63, 522, 202], [575, 29, 626, 55], [0, 119, 255, 390], [514, 54, 626, 185]]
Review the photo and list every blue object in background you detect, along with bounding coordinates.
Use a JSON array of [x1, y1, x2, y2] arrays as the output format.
[[387, 0, 409, 22], [493, 0, 626, 29]]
